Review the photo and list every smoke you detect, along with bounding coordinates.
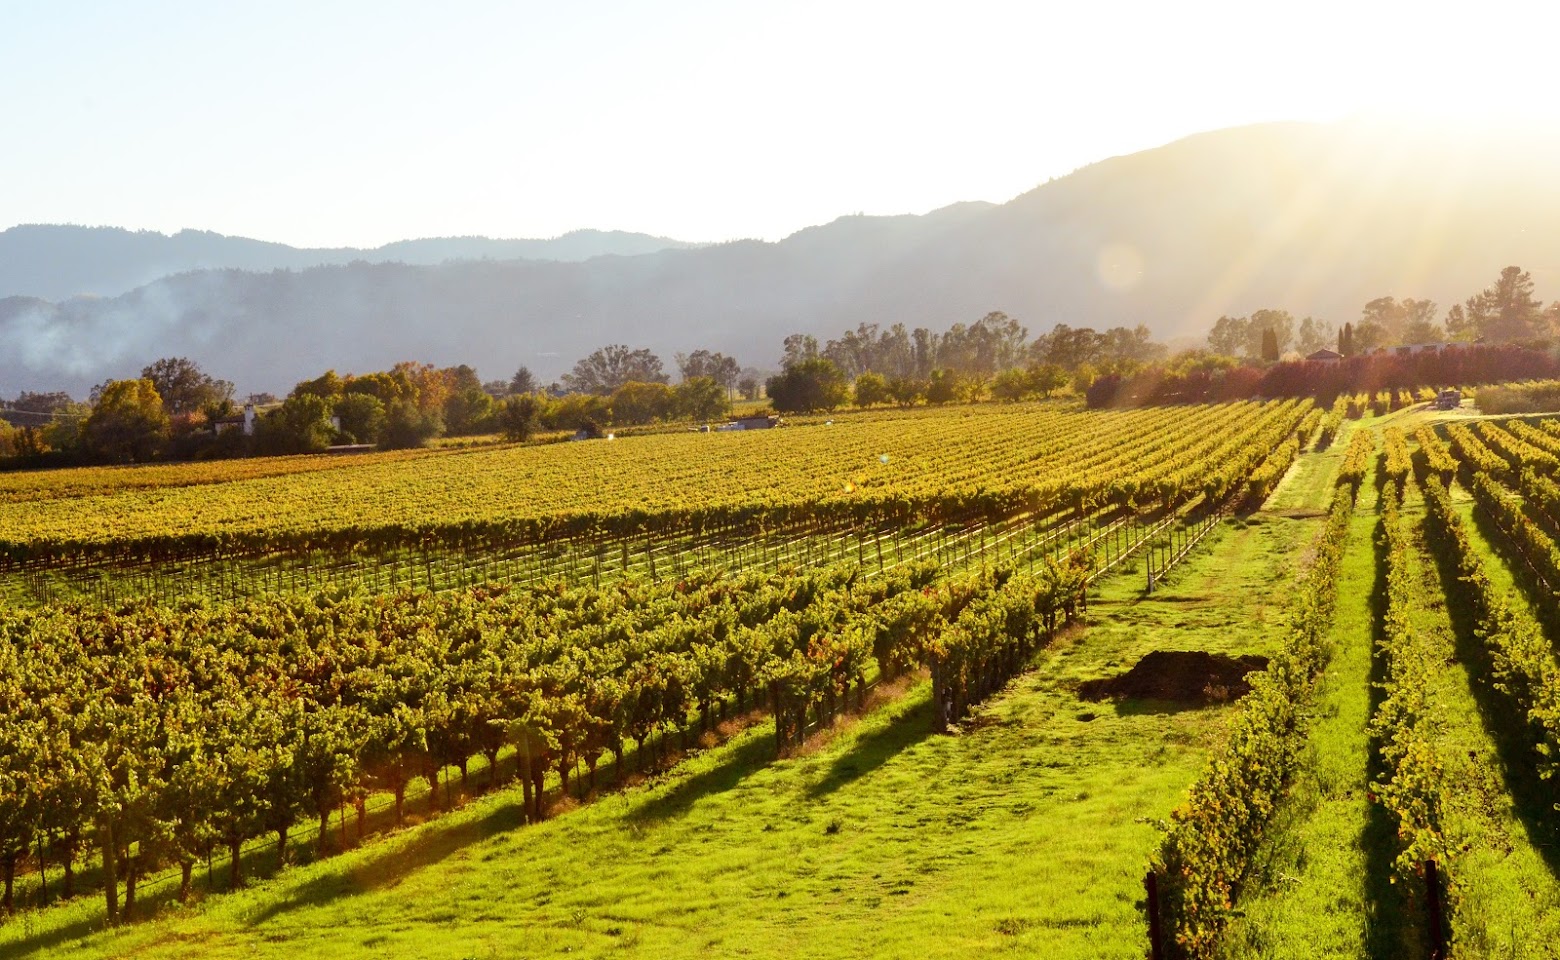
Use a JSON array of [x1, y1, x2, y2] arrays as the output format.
[[0, 276, 228, 393]]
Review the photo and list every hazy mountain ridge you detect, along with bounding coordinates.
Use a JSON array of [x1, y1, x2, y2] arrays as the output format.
[[0, 225, 704, 302], [6, 120, 1560, 396]]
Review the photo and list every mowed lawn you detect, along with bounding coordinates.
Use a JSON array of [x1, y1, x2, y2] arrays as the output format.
[[6, 464, 1329, 960]]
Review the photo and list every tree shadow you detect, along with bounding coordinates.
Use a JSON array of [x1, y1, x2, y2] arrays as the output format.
[[1431, 506, 1560, 885], [1363, 514, 1420, 959], [804, 695, 934, 800], [240, 797, 529, 928], [0, 912, 107, 960], [628, 730, 777, 824]]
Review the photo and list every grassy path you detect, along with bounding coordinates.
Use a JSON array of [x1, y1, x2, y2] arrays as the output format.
[[1217, 430, 1400, 959], [1416, 488, 1560, 956], [1225, 414, 1560, 958], [8, 500, 1324, 959]]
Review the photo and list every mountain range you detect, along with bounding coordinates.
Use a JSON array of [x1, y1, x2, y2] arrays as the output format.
[[5, 119, 1560, 396]]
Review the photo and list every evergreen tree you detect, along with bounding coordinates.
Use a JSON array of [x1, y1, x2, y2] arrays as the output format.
[[1260, 327, 1279, 363]]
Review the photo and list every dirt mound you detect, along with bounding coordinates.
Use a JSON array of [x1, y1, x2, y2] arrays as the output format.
[[1077, 651, 1270, 704]]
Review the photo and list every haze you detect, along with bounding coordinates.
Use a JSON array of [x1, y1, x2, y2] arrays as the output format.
[[5, 0, 1557, 249]]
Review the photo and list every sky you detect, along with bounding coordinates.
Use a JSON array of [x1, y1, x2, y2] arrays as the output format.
[[3, 0, 1558, 248]]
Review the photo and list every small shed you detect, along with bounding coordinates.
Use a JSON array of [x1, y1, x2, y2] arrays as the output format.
[[211, 404, 257, 436], [1305, 349, 1343, 363], [1433, 389, 1462, 411], [728, 415, 778, 430]]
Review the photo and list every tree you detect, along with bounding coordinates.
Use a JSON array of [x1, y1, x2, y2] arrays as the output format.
[[766, 358, 849, 413], [886, 376, 924, 407], [1260, 327, 1279, 363], [443, 386, 494, 436], [1400, 307, 1445, 344], [540, 393, 611, 432], [83, 379, 170, 462], [1360, 296, 1404, 343], [497, 394, 541, 442], [935, 312, 1030, 376], [1444, 304, 1473, 342], [391, 361, 453, 416], [141, 357, 233, 416], [292, 370, 346, 401], [333, 393, 387, 445], [343, 371, 411, 406], [253, 394, 334, 455], [40, 402, 90, 455], [737, 369, 762, 401], [443, 364, 482, 395], [673, 377, 731, 422], [780, 334, 820, 370], [1206, 315, 1250, 358], [1464, 266, 1544, 341], [509, 366, 538, 395], [1247, 309, 1294, 357], [1027, 363, 1068, 398], [854, 372, 889, 408], [925, 369, 960, 405], [1098, 324, 1166, 365], [1295, 316, 1335, 355], [1071, 363, 1098, 394], [1339, 322, 1355, 356], [989, 368, 1031, 402], [381, 400, 443, 449], [563, 345, 668, 395], [10, 391, 74, 415], [1032, 323, 1104, 370], [610, 381, 676, 425], [1353, 321, 1390, 353], [676, 350, 740, 390], [1359, 296, 1440, 345]]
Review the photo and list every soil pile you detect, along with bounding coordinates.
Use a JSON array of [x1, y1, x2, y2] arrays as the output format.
[[1077, 650, 1269, 704]]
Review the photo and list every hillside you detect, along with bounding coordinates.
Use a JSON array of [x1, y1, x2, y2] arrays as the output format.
[[6, 119, 1560, 395], [0, 226, 702, 302]]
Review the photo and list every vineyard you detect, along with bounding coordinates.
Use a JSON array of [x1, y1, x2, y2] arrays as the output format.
[[0, 399, 1308, 606], [9, 394, 1560, 958]]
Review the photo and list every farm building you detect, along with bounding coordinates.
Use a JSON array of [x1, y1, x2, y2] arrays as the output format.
[[211, 404, 258, 436], [718, 415, 779, 431]]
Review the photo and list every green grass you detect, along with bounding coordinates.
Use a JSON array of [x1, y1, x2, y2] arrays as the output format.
[[1421, 486, 1560, 956], [3, 471, 1325, 959], [1222, 420, 1560, 959], [1215, 424, 1409, 959], [1214, 514, 1392, 959]]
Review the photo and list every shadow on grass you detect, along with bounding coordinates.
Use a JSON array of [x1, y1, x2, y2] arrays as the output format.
[[0, 913, 105, 960], [240, 797, 529, 929], [1103, 697, 1208, 717], [804, 694, 934, 800], [1433, 506, 1560, 885], [1363, 511, 1419, 959], [629, 731, 777, 823]]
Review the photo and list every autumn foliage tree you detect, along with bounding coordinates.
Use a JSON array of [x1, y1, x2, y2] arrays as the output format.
[[83, 379, 170, 463]]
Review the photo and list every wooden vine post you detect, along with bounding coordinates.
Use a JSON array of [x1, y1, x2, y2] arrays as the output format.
[[1425, 859, 1446, 960], [1144, 870, 1164, 960]]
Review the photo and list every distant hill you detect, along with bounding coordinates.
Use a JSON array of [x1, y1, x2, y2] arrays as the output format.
[[0, 226, 703, 301], [6, 119, 1560, 396]]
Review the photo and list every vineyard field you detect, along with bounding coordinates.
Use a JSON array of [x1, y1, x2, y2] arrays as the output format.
[[0, 450, 1329, 960], [12, 396, 1560, 958], [0, 400, 1304, 562]]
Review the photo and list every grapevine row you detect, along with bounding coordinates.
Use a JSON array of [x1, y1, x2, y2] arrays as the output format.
[[1151, 483, 1355, 958], [1420, 477, 1560, 785], [1368, 482, 1450, 882], [0, 401, 1306, 570]]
